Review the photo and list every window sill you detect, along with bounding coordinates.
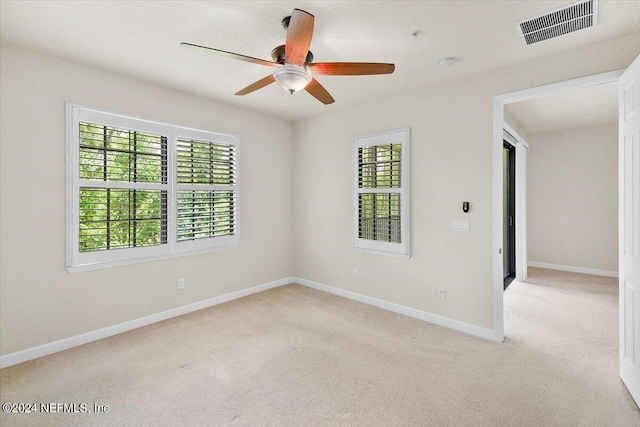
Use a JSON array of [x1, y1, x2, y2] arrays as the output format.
[[66, 243, 240, 273], [354, 247, 411, 259]]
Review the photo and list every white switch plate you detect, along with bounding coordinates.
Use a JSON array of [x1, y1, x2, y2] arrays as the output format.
[[352, 268, 358, 279], [177, 278, 185, 290], [452, 220, 470, 232]]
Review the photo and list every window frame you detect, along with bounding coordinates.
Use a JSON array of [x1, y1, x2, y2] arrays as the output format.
[[353, 127, 410, 258], [66, 103, 240, 272]]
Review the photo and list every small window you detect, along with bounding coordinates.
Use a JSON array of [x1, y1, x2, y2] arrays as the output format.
[[353, 128, 410, 258], [67, 105, 239, 271]]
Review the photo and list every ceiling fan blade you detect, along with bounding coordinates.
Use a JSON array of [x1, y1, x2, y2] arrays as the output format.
[[305, 78, 335, 105], [181, 42, 278, 68], [235, 75, 276, 96], [285, 9, 314, 66], [309, 62, 395, 76]]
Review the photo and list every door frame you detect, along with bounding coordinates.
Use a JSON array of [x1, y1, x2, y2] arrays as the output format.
[[491, 69, 624, 341]]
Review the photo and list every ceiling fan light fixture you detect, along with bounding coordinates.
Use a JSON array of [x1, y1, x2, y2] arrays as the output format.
[[273, 63, 312, 94]]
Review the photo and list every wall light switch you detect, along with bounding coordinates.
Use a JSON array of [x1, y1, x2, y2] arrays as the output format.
[[452, 220, 470, 232]]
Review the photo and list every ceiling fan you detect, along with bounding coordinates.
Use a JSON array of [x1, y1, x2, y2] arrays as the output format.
[[181, 8, 395, 105]]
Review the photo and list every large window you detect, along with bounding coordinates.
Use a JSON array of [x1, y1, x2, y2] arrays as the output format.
[[353, 128, 410, 257], [67, 105, 239, 271]]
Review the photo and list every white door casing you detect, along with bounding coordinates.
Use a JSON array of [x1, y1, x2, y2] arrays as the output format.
[[619, 53, 640, 407]]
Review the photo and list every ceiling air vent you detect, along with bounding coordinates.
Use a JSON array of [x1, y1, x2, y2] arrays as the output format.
[[517, 0, 598, 45]]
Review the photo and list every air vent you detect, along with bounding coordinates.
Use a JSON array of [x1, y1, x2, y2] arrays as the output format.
[[517, 0, 598, 45]]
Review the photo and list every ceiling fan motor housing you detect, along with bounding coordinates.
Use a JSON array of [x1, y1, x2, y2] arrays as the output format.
[[271, 45, 313, 65]]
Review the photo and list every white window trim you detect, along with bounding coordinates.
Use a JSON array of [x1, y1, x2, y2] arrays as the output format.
[[66, 103, 240, 272], [353, 127, 410, 258]]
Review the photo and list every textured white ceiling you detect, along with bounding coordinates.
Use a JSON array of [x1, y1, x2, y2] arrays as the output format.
[[505, 82, 618, 136], [2, 1, 639, 121]]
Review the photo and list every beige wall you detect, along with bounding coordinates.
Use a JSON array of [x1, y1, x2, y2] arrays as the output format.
[[527, 125, 618, 272], [1, 32, 638, 357], [293, 33, 639, 329], [504, 110, 530, 141], [0, 46, 294, 355]]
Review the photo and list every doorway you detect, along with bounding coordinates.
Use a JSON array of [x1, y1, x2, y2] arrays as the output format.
[[503, 142, 516, 289], [491, 69, 624, 341]]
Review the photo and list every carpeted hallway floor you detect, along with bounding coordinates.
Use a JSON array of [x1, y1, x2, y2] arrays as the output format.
[[1, 268, 639, 426]]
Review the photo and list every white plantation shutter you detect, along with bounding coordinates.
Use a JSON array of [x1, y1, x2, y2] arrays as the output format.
[[67, 105, 240, 271], [69, 108, 172, 268], [77, 122, 168, 252], [358, 144, 402, 243], [174, 129, 239, 253], [176, 190, 236, 241], [354, 128, 410, 258]]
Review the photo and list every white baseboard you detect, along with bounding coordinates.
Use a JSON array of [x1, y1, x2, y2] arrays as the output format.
[[294, 277, 502, 342], [0, 277, 295, 369], [1, 275, 503, 368], [528, 261, 619, 278]]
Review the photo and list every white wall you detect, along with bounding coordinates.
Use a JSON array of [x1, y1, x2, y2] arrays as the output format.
[[0, 46, 294, 355], [293, 33, 639, 330], [527, 125, 618, 272]]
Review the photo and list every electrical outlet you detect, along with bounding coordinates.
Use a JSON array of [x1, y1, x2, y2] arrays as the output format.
[[178, 278, 185, 290], [352, 268, 358, 279], [438, 288, 446, 299]]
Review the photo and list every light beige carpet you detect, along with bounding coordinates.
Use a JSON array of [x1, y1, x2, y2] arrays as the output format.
[[1, 268, 639, 426]]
